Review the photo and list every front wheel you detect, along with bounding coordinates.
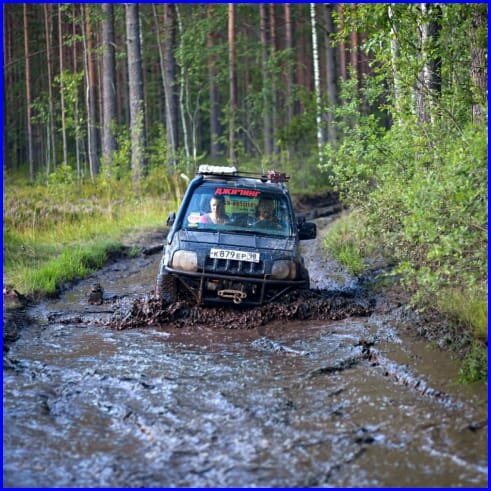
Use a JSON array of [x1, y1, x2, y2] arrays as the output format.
[[156, 272, 178, 303]]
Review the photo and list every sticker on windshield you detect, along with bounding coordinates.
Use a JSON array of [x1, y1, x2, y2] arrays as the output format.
[[187, 212, 201, 227], [215, 188, 261, 198]]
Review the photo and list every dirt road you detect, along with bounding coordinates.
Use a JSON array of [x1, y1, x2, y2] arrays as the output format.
[[3, 202, 488, 487]]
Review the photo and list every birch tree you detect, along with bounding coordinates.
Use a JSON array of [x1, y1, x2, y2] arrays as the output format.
[[323, 4, 338, 144], [71, 5, 82, 177], [310, 3, 324, 164]]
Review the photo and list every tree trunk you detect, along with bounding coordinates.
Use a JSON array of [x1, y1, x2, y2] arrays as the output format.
[[164, 4, 179, 169], [310, 3, 324, 165], [58, 3, 68, 166], [85, 4, 100, 176], [228, 3, 237, 165], [125, 3, 147, 185], [175, 5, 191, 166], [388, 4, 402, 122], [350, 5, 360, 90], [3, 4, 12, 170], [427, 4, 442, 97], [419, 3, 442, 123], [207, 4, 223, 159], [43, 4, 56, 174], [470, 6, 486, 123], [337, 5, 347, 81], [284, 4, 294, 125], [153, 4, 178, 170], [259, 4, 272, 157], [323, 4, 338, 145], [23, 3, 34, 181], [72, 5, 81, 177], [269, 3, 278, 155], [101, 3, 117, 172]]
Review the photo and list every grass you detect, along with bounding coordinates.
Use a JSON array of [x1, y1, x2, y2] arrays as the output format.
[[323, 211, 371, 276], [3, 175, 180, 297], [17, 241, 124, 296], [436, 286, 488, 342], [436, 286, 488, 383]]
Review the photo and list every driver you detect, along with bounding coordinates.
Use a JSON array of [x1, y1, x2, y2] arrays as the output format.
[[255, 197, 283, 229]]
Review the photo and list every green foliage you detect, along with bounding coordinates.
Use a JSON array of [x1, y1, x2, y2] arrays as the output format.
[[47, 163, 78, 187], [459, 341, 488, 384], [322, 4, 487, 381], [321, 66, 487, 301]]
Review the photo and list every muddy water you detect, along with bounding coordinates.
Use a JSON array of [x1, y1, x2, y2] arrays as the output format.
[[3, 224, 488, 487]]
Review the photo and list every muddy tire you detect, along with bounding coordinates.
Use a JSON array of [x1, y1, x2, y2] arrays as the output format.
[[300, 267, 310, 290], [156, 273, 178, 303], [304, 272, 310, 290]]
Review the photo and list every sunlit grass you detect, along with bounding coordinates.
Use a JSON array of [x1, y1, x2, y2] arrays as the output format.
[[15, 241, 124, 296], [436, 286, 488, 343], [3, 176, 179, 296], [323, 210, 372, 276]]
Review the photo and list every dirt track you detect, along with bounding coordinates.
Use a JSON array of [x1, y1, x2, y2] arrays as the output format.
[[3, 192, 488, 487]]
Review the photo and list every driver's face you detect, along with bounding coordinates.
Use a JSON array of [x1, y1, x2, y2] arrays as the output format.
[[259, 200, 274, 218]]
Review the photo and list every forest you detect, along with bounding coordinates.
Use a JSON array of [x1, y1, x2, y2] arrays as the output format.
[[3, 3, 488, 380]]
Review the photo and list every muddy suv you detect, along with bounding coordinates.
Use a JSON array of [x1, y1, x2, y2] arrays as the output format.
[[156, 166, 316, 305]]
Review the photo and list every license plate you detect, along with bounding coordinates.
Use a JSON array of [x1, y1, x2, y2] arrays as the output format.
[[210, 248, 260, 263]]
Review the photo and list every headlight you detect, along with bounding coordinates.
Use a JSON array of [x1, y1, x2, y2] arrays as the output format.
[[271, 260, 297, 280], [171, 250, 198, 272]]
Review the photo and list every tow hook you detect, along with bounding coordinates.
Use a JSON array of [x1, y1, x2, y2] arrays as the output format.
[[218, 289, 247, 304]]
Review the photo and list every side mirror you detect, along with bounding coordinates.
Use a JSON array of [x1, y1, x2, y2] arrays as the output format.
[[298, 221, 316, 240], [166, 212, 176, 227]]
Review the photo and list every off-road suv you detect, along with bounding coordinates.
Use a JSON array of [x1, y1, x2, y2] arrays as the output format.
[[156, 166, 316, 305]]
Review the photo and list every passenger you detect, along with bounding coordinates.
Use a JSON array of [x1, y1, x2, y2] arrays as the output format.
[[199, 195, 229, 225], [255, 198, 283, 229]]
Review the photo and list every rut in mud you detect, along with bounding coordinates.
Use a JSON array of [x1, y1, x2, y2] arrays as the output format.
[[3, 192, 487, 488]]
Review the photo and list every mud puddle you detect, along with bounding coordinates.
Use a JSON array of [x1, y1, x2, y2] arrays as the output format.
[[3, 207, 488, 488]]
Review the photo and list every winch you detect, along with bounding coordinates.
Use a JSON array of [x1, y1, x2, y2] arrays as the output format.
[[217, 289, 247, 304]]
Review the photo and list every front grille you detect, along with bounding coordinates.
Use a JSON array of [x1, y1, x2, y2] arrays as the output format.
[[205, 256, 265, 276]]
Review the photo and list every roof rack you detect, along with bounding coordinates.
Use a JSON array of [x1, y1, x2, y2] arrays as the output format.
[[197, 165, 289, 184]]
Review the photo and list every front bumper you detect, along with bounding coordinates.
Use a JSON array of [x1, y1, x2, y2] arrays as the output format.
[[165, 266, 307, 305]]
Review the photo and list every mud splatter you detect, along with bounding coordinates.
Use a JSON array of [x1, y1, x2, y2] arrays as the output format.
[[104, 288, 375, 331]]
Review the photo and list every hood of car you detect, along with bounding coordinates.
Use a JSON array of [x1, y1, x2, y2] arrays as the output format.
[[178, 229, 296, 251]]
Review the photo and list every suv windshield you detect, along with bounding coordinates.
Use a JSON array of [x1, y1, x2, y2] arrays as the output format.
[[182, 182, 293, 237]]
